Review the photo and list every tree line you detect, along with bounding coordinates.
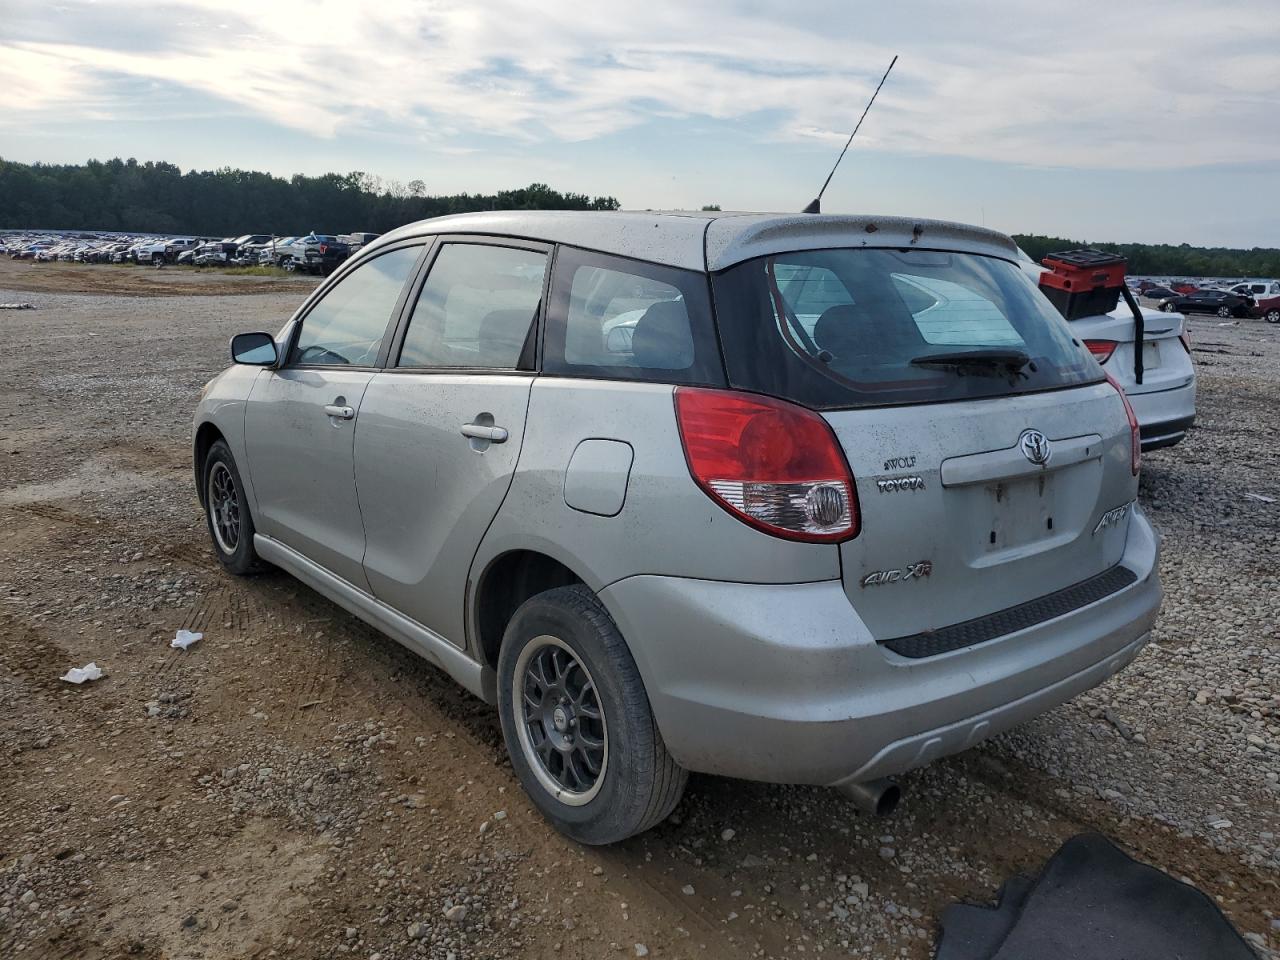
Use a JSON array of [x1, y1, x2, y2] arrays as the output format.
[[1013, 234, 1280, 280], [1, 157, 1275, 278], [0, 157, 619, 237]]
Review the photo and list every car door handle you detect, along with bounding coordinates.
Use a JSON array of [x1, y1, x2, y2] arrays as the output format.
[[324, 404, 355, 420], [460, 423, 508, 443]]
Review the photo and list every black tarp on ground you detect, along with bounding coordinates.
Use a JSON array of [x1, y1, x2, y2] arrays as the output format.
[[935, 833, 1258, 960]]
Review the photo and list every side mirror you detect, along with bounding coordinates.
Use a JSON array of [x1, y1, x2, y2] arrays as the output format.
[[230, 331, 277, 365]]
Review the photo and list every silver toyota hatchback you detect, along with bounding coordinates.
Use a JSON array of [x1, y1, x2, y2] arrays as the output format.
[[194, 211, 1162, 843]]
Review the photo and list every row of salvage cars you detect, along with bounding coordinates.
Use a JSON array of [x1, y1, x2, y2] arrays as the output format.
[[3, 230, 381, 276]]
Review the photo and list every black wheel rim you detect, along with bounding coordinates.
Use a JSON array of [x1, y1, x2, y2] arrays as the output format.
[[513, 635, 608, 805], [208, 462, 241, 554]]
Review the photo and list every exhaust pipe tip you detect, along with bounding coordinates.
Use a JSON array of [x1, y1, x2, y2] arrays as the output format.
[[836, 778, 901, 817]]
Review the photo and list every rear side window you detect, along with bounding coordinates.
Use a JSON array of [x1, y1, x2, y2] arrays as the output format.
[[712, 248, 1101, 409], [543, 247, 724, 385], [398, 243, 548, 369]]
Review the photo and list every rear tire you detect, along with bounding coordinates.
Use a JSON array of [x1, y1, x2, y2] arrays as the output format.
[[1160, 302, 1175, 312], [1216, 305, 1232, 318], [497, 585, 686, 844], [202, 440, 264, 575], [1266, 308, 1279, 324]]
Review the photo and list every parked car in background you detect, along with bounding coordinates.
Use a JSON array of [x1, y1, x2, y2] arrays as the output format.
[[194, 245, 230, 267], [1137, 285, 1178, 306], [1231, 281, 1280, 323], [10, 241, 51, 260], [236, 237, 286, 265], [133, 239, 168, 264], [300, 234, 350, 275], [1021, 252, 1196, 451], [253, 237, 300, 266], [230, 234, 272, 251], [1156, 289, 1253, 318], [1081, 307, 1195, 450], [195, 211, 1161, 843], [340, 232, 381, 252], [165, 238, 203, 261], [134, 237, 201, 264], [116, 242, 149, 263]]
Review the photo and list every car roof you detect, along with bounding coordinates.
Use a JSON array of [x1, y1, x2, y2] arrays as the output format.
[[370, 210, 1020, 272]]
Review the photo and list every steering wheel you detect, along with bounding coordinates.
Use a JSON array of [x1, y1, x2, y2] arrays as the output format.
[[295, 344, 350, 365]]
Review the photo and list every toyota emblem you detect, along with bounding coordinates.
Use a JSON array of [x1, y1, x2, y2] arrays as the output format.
[[1019, 429, 1052, 465]]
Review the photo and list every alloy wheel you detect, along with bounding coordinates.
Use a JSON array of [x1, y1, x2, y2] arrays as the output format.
[[513, 635, 608, 805], [207, 462, 241, 554], [1217, 306, 1232, 318]]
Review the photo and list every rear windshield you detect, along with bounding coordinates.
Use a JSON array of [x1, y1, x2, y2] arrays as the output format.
[[712, 248, 1102, 409]]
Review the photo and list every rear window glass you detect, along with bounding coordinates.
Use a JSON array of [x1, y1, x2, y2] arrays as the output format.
[[543, 246, 724, 385], [712, 248, 1102, 409]]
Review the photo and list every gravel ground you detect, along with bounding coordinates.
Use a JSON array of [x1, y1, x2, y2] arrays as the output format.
[[1, 258, 1277, 959]]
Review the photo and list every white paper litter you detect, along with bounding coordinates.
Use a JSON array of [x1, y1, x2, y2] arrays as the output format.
[[61, 662, 103, 684], [171, 629, 203, 650], [1243, 493, 1277, 504]]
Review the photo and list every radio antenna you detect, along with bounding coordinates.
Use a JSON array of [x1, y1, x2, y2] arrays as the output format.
[[803, 55, 898, 214]]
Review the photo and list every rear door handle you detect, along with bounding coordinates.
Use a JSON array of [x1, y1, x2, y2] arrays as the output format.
[[324, 404, 355, 420], [460, 423, 508, 443]]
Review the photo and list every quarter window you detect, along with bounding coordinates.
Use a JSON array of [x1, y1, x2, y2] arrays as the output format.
[[398, 243, 548, 369], [543, 247, 723, 385], [290, 247, 422, 366]]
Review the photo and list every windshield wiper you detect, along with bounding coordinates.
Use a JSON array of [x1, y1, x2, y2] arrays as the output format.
[[909, 348, 1032, 371]]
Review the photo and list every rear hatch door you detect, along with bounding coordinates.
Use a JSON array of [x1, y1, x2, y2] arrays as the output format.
[[825, 385, 1134, 641], [711, 244, 1140, 642]]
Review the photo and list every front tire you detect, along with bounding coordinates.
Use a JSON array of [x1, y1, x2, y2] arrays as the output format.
[[1216, 305, 1232, 318], [1161, 302, 1175, 312], [202, 440, 264, 575], [497, 585, 686, 844], [1266, 308, 1279, 324]]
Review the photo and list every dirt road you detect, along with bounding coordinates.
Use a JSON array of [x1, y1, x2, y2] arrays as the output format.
[[1, 258, 1277, 959]]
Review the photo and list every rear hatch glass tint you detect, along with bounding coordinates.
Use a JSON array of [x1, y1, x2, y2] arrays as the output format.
[[712, 248, 1103, 409]]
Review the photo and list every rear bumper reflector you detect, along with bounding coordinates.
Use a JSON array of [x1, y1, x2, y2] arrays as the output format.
[[881, 565, 1139, 659]]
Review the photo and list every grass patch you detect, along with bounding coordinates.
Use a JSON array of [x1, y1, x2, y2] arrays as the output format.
[[213, 265, 296, 277]]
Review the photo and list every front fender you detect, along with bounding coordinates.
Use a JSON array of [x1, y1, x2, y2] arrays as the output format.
[[193, 365, 263, 514]]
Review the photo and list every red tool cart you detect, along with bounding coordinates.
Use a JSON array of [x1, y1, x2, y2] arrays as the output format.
[[1038, 249, 1146, 384], [1037, 249, 1128, 320]]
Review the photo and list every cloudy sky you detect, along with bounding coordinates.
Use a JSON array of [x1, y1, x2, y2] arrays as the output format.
[[3, 0, 1278, 245]]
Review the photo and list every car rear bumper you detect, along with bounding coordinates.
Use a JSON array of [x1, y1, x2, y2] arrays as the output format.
[[1128, 378, 1196, 450], [600, 507, 1161, 786]]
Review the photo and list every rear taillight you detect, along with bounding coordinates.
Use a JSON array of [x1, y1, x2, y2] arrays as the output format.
[[1105, 373, 1140, 476], [1085, 339, 1117, 363], [674, 387, 859, 543]]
